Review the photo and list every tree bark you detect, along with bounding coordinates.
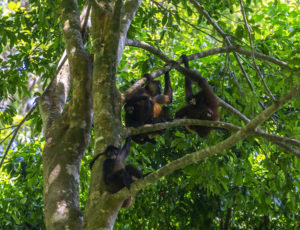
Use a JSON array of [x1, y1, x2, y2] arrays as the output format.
[[82, 1, 142, 229], [39, 0, 93, 229]]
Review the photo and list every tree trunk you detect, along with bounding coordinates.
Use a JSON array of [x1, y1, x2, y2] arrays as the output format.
[[39, 0, 93, 229], [82, 1, 142, 229]]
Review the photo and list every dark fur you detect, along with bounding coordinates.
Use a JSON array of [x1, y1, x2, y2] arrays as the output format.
[[90, 137, 145, 208], [175, 55, 218, 137], [89, 146, 119, 169], [125, 72, 173, 144]]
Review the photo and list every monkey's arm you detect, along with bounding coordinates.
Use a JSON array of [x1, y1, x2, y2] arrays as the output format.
[[180, 54, 217, 107], [163, 71, 173, 102], [181, 55, 194, 102], [152, 95, 170, 104], [183, 69, 217, 108], [125, 165, 144, 179], [152, 71, 173, 104]]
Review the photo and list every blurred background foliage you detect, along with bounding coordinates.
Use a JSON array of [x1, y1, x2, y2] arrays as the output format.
[[0, 0, 299, 229]]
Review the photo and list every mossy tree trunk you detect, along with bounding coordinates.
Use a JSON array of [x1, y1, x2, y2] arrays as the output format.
[[83, 1, 142, 229], [38, 0, 141, 229], [37, 1, 300, 230]]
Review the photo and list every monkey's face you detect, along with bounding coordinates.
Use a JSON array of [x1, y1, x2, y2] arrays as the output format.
[[189, 98, 197, 105], [125, 105, 134, 114], [105, 146, 119, 158], [145, 80, 162, 97]]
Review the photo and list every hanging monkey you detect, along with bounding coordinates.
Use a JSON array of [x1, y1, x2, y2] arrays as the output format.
[[175, 55, 218, 137]]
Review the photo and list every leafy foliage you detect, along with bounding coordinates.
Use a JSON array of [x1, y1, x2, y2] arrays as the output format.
[[0, 0, 299, 229], [0, 141, 44, 229]]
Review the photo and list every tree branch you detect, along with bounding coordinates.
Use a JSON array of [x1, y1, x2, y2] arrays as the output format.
[[0, 129, 15, 145], [218, 98, 300, 155], [254, 130, 300, 148], [125, 119, 240, 136], [118, 83, 300, 199], [59, 0, 93, 126], [151, 0, 222, 42], [125, 119, 300, 150], [125, 39, 299, 154], [190, 0, 255, 92], [239, 0, 276, 102], [125, 39, 291, 95], [1, 1, 91, 164], [38, 3, 91, 135], [117, 0, 143, 66], [0, 103, 36, 169]]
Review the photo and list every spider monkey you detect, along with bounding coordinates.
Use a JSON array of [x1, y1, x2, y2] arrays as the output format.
[[175, 55, 218, 137], [90, 137, 146, 208], [125, 71, 172, 144]]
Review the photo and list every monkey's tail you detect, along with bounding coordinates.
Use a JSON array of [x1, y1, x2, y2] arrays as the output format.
[[89, 153, 104, 169]]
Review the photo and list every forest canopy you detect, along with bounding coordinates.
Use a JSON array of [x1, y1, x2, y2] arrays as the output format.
[[0, 0, 299, 229]]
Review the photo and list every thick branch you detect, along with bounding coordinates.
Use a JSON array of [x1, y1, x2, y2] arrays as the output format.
[[42, 3, 93, 229], [117, 0, 143, 66], [60, 0, 85, 53], [37, 59, 71, 136], [126, 119, 240, 136], [125, 39, 299, 154], [60, 0, 92, 122], [117, 83, 300, 199], [124, 39, 291, 96], [126, 119, 300, 150], [38, 3, 91, 135], [84, 1, 136, 229]]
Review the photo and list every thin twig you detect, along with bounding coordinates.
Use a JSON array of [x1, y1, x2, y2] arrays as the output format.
[[0, 129, 16, 145], [0, 103, 37, 169], [228, 55, 245, 95], [0, 125, 17, 131], [125, 39, 300, 155], [239, 0, 276, 102], [189, 0, 256, 92], [151, 0, 222, 43], [218, 98, 300, 155], [119, 83, 300, 198]]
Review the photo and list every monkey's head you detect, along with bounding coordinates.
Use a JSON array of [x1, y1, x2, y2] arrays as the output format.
[[143, 74, 162, 97], [124, 104, 135, 114], [105, 146, 119, 158], [145, 80, 161, 97]]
